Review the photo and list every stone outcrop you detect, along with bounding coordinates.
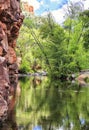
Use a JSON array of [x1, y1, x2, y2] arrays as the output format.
[[77, 73, 89, 85], [22, 2, 34, 14], [0, 0, 24, 122]]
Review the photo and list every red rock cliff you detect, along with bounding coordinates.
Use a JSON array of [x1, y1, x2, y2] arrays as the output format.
[[0, 0, 24, 122]]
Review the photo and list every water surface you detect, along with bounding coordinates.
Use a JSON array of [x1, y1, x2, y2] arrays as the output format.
[[2, 76, 89, 130]]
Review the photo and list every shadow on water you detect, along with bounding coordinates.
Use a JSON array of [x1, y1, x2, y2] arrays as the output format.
[[2, 76, 89, 130]]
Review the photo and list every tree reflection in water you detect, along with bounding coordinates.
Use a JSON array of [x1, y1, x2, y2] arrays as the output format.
[[3, 76, 89, 130]]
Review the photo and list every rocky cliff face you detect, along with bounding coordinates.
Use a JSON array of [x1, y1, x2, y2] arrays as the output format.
[[0, 0, 24, 122]]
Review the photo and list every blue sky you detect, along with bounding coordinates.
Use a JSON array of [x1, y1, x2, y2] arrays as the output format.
[[22, 0, 89, 24], [35, 0, 68, 15]]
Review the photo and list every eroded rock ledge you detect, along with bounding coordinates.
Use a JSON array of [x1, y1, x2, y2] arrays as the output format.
[[0, 0, 24, 122]]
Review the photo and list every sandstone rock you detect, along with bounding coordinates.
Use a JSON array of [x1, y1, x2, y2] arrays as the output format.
[[0, 46, 3, 56], [6, 46, 17, 64], [9, 40, 16, 48], [0, 0, 24, 122], [0, 95, 8, 122]]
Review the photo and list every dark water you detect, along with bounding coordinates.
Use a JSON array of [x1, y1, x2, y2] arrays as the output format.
[[2, 76, 89, 130]]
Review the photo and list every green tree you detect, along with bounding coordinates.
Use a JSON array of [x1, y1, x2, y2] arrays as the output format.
[[39, 14, 67, 77], [17, 5, 89, 77], [80, 10, 89, 49]]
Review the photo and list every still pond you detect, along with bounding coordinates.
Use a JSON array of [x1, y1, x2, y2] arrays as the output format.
[[2, 76, 89, 130]]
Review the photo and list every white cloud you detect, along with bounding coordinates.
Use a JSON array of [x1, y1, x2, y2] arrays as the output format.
[[51, 4, 67, 24], [83, 0, 89, 9], [40, 1, 44, 5], [41, 3, 68, 24], [51, 0, 89, 24], [70, 0, 89, 9], [70, 0, 81, 2], [41, 5, 66, 24], [52, 9, 65, 24], [50, 0, 59, 2]]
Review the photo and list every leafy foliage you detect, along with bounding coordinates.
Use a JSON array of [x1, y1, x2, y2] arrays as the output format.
[[17, 2, 89, 78]]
